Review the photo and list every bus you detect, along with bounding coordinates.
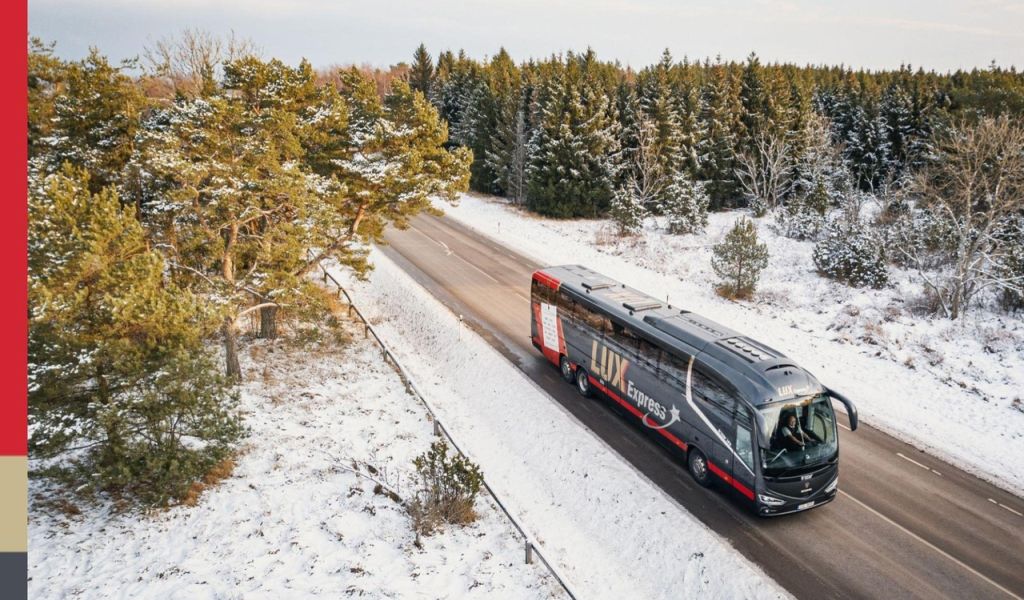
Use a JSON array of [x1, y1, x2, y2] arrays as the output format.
[[530, 265, 858, 516]]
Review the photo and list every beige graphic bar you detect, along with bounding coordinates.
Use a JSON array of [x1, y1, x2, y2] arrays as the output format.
[[0, 456, 27, 552]]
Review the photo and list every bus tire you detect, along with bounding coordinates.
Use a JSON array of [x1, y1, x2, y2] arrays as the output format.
[[559, 356, 575, 383], [688, 448, 713, 488], [575, 367, 593, 398]]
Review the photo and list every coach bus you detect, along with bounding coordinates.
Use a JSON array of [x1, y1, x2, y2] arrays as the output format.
[[530, 265, 858, 516]]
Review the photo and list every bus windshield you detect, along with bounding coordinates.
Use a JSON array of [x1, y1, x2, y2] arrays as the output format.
[[759, 395, 838, 477]]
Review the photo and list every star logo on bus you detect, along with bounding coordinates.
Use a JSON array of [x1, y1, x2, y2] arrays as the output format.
[[643, 404, 681, 430]]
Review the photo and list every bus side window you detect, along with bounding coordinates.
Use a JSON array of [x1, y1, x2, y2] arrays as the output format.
[[692, 368, 734, 428], [638, 338, 662, 369], [557, 290, 575, 321], [662, 352, 690, 389], [611, 321, 640, 355], [532, 279, 556, 305], [735, 416, 756, 472], [577, 301, 607, 335]]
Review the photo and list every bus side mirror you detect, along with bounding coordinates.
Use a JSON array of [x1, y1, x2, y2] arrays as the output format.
[[828, 388, 858, 431]]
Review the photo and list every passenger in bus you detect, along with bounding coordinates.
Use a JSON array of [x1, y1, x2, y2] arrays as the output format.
[[779, 414, 815, 450]]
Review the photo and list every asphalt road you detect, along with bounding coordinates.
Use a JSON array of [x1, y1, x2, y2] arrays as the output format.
[[381, 213, 1024, 600]]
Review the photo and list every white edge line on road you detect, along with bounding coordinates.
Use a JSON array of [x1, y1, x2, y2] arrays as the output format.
[[840, 490, 1022, 600], [989, 498, 1024, 517], [838, 422, 851, 431], [897, 452, 942, 476]]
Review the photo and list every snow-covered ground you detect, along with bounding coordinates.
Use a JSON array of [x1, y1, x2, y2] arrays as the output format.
[[335, 250, 789, 600], [28, 332, 561, 599], [441, 193, 1024, 497]]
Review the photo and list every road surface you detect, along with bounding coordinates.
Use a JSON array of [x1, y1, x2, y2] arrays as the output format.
[[381, 213, 1024, 600]]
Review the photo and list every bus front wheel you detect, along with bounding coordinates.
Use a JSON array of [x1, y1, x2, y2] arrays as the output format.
[[575, 368, 593, 398], [688, 448, 713, 488], [559, 356, 575, 383]]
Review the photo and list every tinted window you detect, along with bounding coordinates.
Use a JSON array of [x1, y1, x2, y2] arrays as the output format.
[[573, 299, 610, 335], [692, 367, 736, 426], [609, 320, 640, 353], [532, 279, 557, 304], [638, 338, 662, 368], [662, 351, 691, 387], [557, 290, 576, 321]]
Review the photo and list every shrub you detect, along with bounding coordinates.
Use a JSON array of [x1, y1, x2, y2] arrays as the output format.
[[408, 440, 483, 536], [662, 174, 709, 235], [711, 217, 770, 300], [813, 219, 889, 288], [608, 184, 647, 235], [775, 180, 829, 241]]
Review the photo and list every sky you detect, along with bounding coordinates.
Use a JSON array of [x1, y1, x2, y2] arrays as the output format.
[[28, 0, 1024, 72]]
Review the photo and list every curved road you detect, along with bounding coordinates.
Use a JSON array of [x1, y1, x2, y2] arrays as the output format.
[[381, 213, 1024, 600]]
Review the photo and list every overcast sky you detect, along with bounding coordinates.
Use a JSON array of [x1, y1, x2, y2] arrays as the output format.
[[28, 0, 1024, 72]]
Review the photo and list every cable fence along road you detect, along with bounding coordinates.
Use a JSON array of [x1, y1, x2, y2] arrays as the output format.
[[311, 257, 579, 600]]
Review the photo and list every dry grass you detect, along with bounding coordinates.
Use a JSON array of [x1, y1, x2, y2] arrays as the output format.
[[715, 284, 755, 301], [860, 321, 888, 346], [594, 224, 618, 247], [408, 496, 477, 538], [179, 457, 237, 507]]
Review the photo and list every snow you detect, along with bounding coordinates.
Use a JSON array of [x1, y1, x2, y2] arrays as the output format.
[[29, 334, 560, 599], [440, 193, 1024, 496], [333, 250, 789, 600]]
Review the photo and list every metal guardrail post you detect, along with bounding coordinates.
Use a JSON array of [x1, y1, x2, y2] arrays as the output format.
[[525, 541, 534, 565], [433, 419, 442, 437]]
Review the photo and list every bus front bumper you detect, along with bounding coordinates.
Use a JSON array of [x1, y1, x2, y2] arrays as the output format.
[[756, 477, 839, 516]]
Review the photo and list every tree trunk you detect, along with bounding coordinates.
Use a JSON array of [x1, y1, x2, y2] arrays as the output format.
[[258, 305, 278, 339], [223, 317, 242, 379]]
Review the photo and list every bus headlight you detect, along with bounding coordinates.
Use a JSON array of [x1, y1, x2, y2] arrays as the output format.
[[825, 477, 839, 493], [758, 494, 786, 506]]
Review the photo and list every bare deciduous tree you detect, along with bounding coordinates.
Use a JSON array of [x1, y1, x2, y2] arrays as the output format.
[[899, 116, 1024, 319], [735, 130, 796, 214], [626, 112, 666, 210], [143, 28, 259, 98]]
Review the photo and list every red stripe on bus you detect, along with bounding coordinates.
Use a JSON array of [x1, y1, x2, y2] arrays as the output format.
[[707, 460, 756, 500], [588, 376, 688, 453], [532, 271, 560, 290]]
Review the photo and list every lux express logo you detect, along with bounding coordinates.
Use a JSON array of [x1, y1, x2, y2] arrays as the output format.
[[589, 341, 680, 430]]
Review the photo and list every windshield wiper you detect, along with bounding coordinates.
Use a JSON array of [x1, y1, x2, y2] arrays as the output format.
[[767, 448, 787, 463]]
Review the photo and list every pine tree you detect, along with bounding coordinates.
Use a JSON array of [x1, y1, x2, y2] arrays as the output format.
[[526, 51, 620, 217], [478, 48, 524, 196], [662, 173, 709, 235], [636, 49, 686, 184], [699, 59, 744, 209], [37, 48, 144, 194], [28, 38, 64, 162], [711, 217, 770, 299], [29, 167, 242, 506], [609, 182, 647, 235], [813, 218, 889, 288], [409, 43, 435, 98], [674, 79, 705, 177]]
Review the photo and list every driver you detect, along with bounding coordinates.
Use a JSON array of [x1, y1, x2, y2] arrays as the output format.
[[780, 414, 814, 449]]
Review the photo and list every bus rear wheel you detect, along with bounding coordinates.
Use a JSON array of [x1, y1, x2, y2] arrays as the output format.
[[575, 367, 593, 397], [559, 356, 575, 383], [688, 448, 713, 488]]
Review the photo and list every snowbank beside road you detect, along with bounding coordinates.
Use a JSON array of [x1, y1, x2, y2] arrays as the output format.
[[337, 249, 788, 600], [29, 335, 558, 599], [441, 193, 1024, 496]]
